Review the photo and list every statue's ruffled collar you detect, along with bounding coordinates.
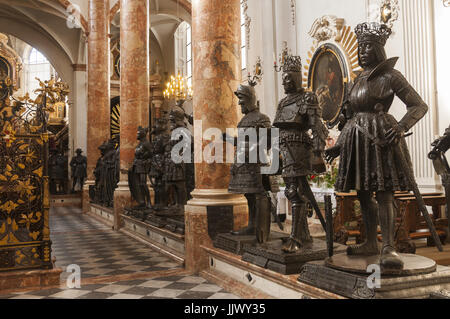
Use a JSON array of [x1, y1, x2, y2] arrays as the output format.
[[367, 57, 399, 81]]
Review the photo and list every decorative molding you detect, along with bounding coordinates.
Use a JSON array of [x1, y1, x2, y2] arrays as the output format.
[[368, 0, 400, 29], [0, 33, 22, 89], [303, 17, 361, 86], [72, 64, 86, 71], [308, 15, 344, 44], [290, 0, 296, 26], [242, 0, 251, 51]]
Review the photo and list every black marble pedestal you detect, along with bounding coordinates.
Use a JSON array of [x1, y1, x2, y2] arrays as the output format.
[[123, 207, 152, 221], [214, 231, 289, 255], [298, 254, 448, 299], [242, 238, 346, 275]]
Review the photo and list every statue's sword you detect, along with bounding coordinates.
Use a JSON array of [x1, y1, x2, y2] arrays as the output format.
[[284, 142, 327, 232], [376, 114, 443, 252]]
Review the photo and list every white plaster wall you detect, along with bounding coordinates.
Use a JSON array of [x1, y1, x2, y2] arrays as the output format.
[[433, 1, 450, 150]]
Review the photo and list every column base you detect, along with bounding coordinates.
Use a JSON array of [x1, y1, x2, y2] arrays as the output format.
[[113, 181, 133, 230], [0, 267, 62, 293], [184, 189, 248, 274], [82, 181, 94, 213]]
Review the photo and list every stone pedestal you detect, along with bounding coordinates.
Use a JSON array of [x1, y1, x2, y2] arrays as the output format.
[[0, 267, 62, 293], [242, 239, 346, 275], [81, 181, 93, 213], [113, 182, 133, 230], [185, 189, 248, 273], [214, 231, 289, 256], [298, 260, 450, 299]]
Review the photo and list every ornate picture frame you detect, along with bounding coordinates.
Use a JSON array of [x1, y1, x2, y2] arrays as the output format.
[[307, 43, 348, 125]]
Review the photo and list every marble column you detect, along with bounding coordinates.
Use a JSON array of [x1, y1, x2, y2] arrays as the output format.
[[113, 0, 150, 229], [185, 0, 248, 273], [83, 0, 110, 213]]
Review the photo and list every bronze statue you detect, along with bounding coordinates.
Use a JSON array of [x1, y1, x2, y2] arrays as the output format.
[[128, 126, 152, 209], [149, 118, 170, 209], [273, 53, 328, 253], [90, 139, 119, 207], [429, 124, 450, 237], [70, 148, 87, 193], [325, 22, 430, 270], [49, 150, 67, 194], [227, 83, 272, 243], [164, 109, 189, 209]]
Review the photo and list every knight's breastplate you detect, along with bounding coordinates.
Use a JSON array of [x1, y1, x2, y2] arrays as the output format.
[[273, 101, 303, 128]]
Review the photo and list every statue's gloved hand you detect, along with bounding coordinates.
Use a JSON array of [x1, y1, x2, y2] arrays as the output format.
[[385, 124, 405, 145], [325, 145, 340, 164]]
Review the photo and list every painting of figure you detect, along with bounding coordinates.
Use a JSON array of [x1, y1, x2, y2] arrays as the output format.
[[311, 49, 345, 122]]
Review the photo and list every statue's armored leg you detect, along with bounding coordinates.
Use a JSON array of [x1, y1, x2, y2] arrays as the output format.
[[255, 193, 271, 244], [376, 191, 404, 270], [231, 193, 256, 236], [282, 178, 310, 253], [347, 191, 379, 256]]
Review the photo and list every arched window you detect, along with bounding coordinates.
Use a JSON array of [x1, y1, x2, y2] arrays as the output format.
[[29, 48, 48, 65], [174, 21, 192, 88], [26, 48, 55, 98]]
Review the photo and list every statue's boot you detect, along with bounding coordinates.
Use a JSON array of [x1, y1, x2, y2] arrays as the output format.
[[377, 191, 404, 270], [347, 193, 379, 256], [255, 193, 271, 244], [282, 203, 311, 253], [231, 194, 256, 236]]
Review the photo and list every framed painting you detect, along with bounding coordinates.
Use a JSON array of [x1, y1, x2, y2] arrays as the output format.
[[307, 43, 349, 127]]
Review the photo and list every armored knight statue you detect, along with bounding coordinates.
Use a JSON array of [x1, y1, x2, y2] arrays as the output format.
[[429, 124, 450, 236], [70, 148, 87, 193], [227, 83, 272, 243], [325, 22, 429, 270], [149, 118, 170, 209], [128, 126, 152, 209], [91, 141, 108, 204], [49, 150, 68, 194], [164, 109, 189, 209], [430, 125, 450, 156], [273, 53, 328, 253]]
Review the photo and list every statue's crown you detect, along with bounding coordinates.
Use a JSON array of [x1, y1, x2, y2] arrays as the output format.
[[282, 54, 302, 73], [355, 22, 392, 46]]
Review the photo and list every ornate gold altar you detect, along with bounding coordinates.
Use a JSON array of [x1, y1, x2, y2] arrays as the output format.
[[0, 77, 65, 272]]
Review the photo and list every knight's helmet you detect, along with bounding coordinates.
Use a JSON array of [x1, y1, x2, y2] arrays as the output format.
[[169, 109, 187, 130]]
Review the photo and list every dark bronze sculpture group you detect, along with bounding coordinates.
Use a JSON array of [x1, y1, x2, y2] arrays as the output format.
[[124, 109, 194, 230], [224, 21, 447, 278]]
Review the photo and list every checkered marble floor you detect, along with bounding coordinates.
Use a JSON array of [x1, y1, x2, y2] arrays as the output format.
[[0, 206, 238, 299], [0, 275, 239, 299], [50, 207, 182, 281]]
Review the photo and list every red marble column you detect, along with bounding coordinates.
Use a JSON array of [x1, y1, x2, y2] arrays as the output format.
[[185, 0, 248, 273], [83, 0, 110, 213], [113, 0, 150, 229]]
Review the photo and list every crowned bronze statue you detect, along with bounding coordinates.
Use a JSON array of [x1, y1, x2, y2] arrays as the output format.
[[70, 148, 87, 193], [273, 53, 328, 253], [128, 126, 153, 209], [325, 22, 434, 270], [227, 83, 272, 243]]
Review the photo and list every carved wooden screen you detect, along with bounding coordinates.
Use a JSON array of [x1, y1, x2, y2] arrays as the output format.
[[0, 82, 52, 271]]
